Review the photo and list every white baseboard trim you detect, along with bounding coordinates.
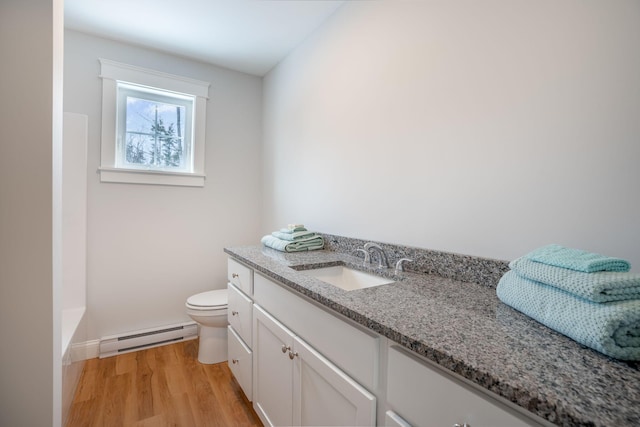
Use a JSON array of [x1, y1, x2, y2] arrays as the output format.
[[71, 339, 100, 361]]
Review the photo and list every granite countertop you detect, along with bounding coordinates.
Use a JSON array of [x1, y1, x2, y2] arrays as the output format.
[[224, 245, 640, 427]]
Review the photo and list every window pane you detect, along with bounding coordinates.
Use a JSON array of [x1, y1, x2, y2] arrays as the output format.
[[125, 96, 186, 169]]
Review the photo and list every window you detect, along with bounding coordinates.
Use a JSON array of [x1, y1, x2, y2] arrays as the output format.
[[117, 83, 193, 172], [99, 59, 209, 186]]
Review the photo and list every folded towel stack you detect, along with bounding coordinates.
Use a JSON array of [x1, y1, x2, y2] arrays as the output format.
[[261, 224, 324, 253], [497, 244, 640, 360]]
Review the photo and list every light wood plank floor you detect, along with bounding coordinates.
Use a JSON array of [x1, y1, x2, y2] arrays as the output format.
[[66, 340, 262, 427]]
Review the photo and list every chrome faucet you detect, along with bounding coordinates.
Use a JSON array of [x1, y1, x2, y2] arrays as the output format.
[[364, 242, 389, 269], [354, 248, 371, 265]]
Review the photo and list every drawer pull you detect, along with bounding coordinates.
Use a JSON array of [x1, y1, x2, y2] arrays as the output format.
[[453, 424, 470, 427], [232, 273, 239, 278], [232, 359, 239, 364], [288, 351, 299, 360], [281, 345, 290, 353], [231, 311, 239, 316]]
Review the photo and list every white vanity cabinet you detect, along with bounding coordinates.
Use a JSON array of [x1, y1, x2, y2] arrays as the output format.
[[253, 304, 376, 427], [386, 345, 547, 427], [226, 254, 550, 427], [227, 259, 254, 401]]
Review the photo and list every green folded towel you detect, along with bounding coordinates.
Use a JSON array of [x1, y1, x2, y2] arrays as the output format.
[[510, 257, 640, 303], [524, 244, 630, 273], [497, 270, 640, 360], [261, 234, 324, 252], [272, 230, 318, 241]]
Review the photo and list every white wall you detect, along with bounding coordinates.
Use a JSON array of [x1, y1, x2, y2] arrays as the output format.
[[263, 0, 640, 269], [0, 0, 63, 425], [64, 31, 263, 342]]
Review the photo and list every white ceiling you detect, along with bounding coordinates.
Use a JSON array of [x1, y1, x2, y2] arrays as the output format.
[[64, 0, 345, 76]]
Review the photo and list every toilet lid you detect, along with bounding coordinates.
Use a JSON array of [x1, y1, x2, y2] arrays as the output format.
[[186, 289, 228, 308]]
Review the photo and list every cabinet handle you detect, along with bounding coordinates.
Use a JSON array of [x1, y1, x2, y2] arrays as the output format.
[[288, 351, 299, 360], [453, 424, 471, 427], [232, 273, 239, 278], [281, 345, 291, 353], [231, 310, 239, 316], [232, 359, 239, 364]]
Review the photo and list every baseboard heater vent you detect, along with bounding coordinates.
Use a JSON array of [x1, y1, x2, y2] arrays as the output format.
[[99, 321, 198, 358]]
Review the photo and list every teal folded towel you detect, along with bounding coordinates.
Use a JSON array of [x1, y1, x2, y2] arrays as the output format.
[[524, 244, 630, 273], [497, 270, 640, 360], [261, 234, 324, 252], [510, 257, 640, 303], [272, 230, 317, 241]]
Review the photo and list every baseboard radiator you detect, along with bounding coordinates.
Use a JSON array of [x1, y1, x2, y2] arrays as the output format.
[[99, 321, 198, 358]]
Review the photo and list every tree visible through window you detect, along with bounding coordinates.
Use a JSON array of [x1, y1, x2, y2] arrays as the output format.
[[117, 83, 194, 173], [125, 97, 186, 168]]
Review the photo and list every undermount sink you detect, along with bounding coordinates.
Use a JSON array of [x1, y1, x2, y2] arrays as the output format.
[[303, 265, 395, 291]]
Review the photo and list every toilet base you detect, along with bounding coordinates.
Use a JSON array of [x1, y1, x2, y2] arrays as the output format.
[[197, 325, 228, 364]]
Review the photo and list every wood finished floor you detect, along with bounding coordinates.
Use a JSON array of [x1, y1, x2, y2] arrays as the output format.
[[66, 340, 263, 427]]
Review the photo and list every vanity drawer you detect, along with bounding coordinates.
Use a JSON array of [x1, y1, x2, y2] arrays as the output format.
[[228, 326, 252, 401], [387, 345, 541, 427], [228, 283, 252, 346], [228, 258, 252, 296]]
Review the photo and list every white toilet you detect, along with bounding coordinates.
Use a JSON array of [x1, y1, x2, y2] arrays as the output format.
[[185, 289, 228, 364]]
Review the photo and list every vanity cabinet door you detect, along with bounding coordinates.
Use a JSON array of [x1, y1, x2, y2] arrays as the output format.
[[293, 335, 376, 427], [253, 305, 295, 427], [253, 304, 377, 427]]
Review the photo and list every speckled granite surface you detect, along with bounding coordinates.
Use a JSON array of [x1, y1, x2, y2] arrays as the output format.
[[323, 233, 510, 287], [224, 244, 640, 427]]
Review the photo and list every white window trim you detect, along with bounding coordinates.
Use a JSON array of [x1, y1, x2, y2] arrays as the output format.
[[99, 58, 210, 187]]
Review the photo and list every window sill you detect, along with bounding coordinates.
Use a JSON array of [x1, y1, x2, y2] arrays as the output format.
[[98, 167, 205, 187]]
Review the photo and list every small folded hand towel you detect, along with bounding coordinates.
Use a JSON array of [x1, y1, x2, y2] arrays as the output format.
[[497, 270, 640, 360], [278, 225, 307, 234], [524, 244, 630, 273], [510, 257, 640, 303], [261, 234, 324, 253]]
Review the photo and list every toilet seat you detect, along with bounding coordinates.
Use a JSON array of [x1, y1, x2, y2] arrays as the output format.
[[186, 289, 228, 310]]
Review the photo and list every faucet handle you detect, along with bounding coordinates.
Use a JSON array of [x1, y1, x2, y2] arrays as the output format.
[[395, 258, 413, 273], [355, 248, 371, 264]]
